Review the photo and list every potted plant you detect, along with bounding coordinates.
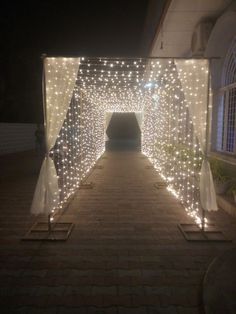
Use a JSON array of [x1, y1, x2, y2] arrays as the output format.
[[210, 158, 229, 194]]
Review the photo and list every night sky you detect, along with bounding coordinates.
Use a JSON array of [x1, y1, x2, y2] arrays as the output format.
[[0, 0, 150, 123]]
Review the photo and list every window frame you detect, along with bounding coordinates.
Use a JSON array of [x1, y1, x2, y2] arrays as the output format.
[[217, 37, 236, 156]]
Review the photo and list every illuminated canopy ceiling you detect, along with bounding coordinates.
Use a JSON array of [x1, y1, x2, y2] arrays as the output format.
[[31, 56, 217, 228]]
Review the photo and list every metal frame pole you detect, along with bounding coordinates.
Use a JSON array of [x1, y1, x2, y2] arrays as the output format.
[[201, 59, 211, 232], [41, 54, 52, 232]]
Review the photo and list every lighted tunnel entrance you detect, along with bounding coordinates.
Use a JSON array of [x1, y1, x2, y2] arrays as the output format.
[[31, 56, 217, 229]]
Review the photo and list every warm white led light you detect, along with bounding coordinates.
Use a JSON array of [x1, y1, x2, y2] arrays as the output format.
[[37, 57, 210, 226]]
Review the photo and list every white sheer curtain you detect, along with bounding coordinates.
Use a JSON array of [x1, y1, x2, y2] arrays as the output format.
[[175, 59, 217, 211], [31, 57, 80, 215], [134, 111, 143, 131], [104, 112, 113, 141]]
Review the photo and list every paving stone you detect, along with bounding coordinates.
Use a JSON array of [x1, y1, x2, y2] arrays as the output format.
[[176, 307, 199, 314], [118, 269, 142, 277], [64, 286, 92, 295], [87, 307, 118, 314], [57, 307, 87, 314], [118, 307, 148, 314], [147, 306, 178, 314], [21, 270, 48, 277], [103, 295, 133, 307], [15, 307, 59, 314], [92, 286, 117, 295], [0, 151, 236, 314], [33, 285, 66, 296], [118, 286, 145, 295], [13, 307, 31, 314], [144, 286, 171, 296]]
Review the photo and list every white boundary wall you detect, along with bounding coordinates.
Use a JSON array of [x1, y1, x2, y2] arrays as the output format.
[[0, 123, 36, 155]]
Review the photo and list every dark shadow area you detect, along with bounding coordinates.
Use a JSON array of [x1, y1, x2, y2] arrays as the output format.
[[105, 112, 141, 151], [0, 0, 149, 123]]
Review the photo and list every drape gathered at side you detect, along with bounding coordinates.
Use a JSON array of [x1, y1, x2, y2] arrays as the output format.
[[175, 59, 217, 212], [31, 57, 80, 215]]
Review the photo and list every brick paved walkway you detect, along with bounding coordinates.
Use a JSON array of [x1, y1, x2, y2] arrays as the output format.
[[0, 151, 236, 314]]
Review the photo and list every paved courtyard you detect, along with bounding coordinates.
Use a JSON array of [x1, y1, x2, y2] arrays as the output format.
[[0, 150, 236, 314]]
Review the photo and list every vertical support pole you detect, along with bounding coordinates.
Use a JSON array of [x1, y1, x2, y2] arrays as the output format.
[[201, 207, 205, 232], [79, 90, 84, 184], [48, 214, 52, 233], [201, 59, 211, 232], [42, 54, 48, 155], [104, 112, 107, 151], [41, 54, 52, 233], [205, 60, 211, 159]]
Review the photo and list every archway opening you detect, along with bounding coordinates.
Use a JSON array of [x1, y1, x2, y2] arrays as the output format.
[[105, 112, 141, 151], [31, 56, 216, 229]]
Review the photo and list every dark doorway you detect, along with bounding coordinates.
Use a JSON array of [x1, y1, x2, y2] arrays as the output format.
[[105, 112, 141, 151]]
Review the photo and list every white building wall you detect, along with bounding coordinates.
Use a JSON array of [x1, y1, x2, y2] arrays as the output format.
[[205, 7, 236, 154]]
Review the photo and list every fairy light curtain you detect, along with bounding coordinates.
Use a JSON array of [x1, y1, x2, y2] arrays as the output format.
[[30, 57, 214, 228], [31, 57, 80, 215], [142, 59, 213, 223], [175, 60, 217, 212]]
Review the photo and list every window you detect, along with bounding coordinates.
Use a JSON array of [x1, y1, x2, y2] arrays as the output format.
[[218, 37, 236, 154]]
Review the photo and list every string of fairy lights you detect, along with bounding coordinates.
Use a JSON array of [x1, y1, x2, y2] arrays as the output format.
[[46, 57, 209, 225], [142, 60, 208, 224]]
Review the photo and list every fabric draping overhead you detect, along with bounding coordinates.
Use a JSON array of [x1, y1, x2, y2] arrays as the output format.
[[31, 57, 80, 215], [104, 112, 113, 141], [175, 59, 217, 212]]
